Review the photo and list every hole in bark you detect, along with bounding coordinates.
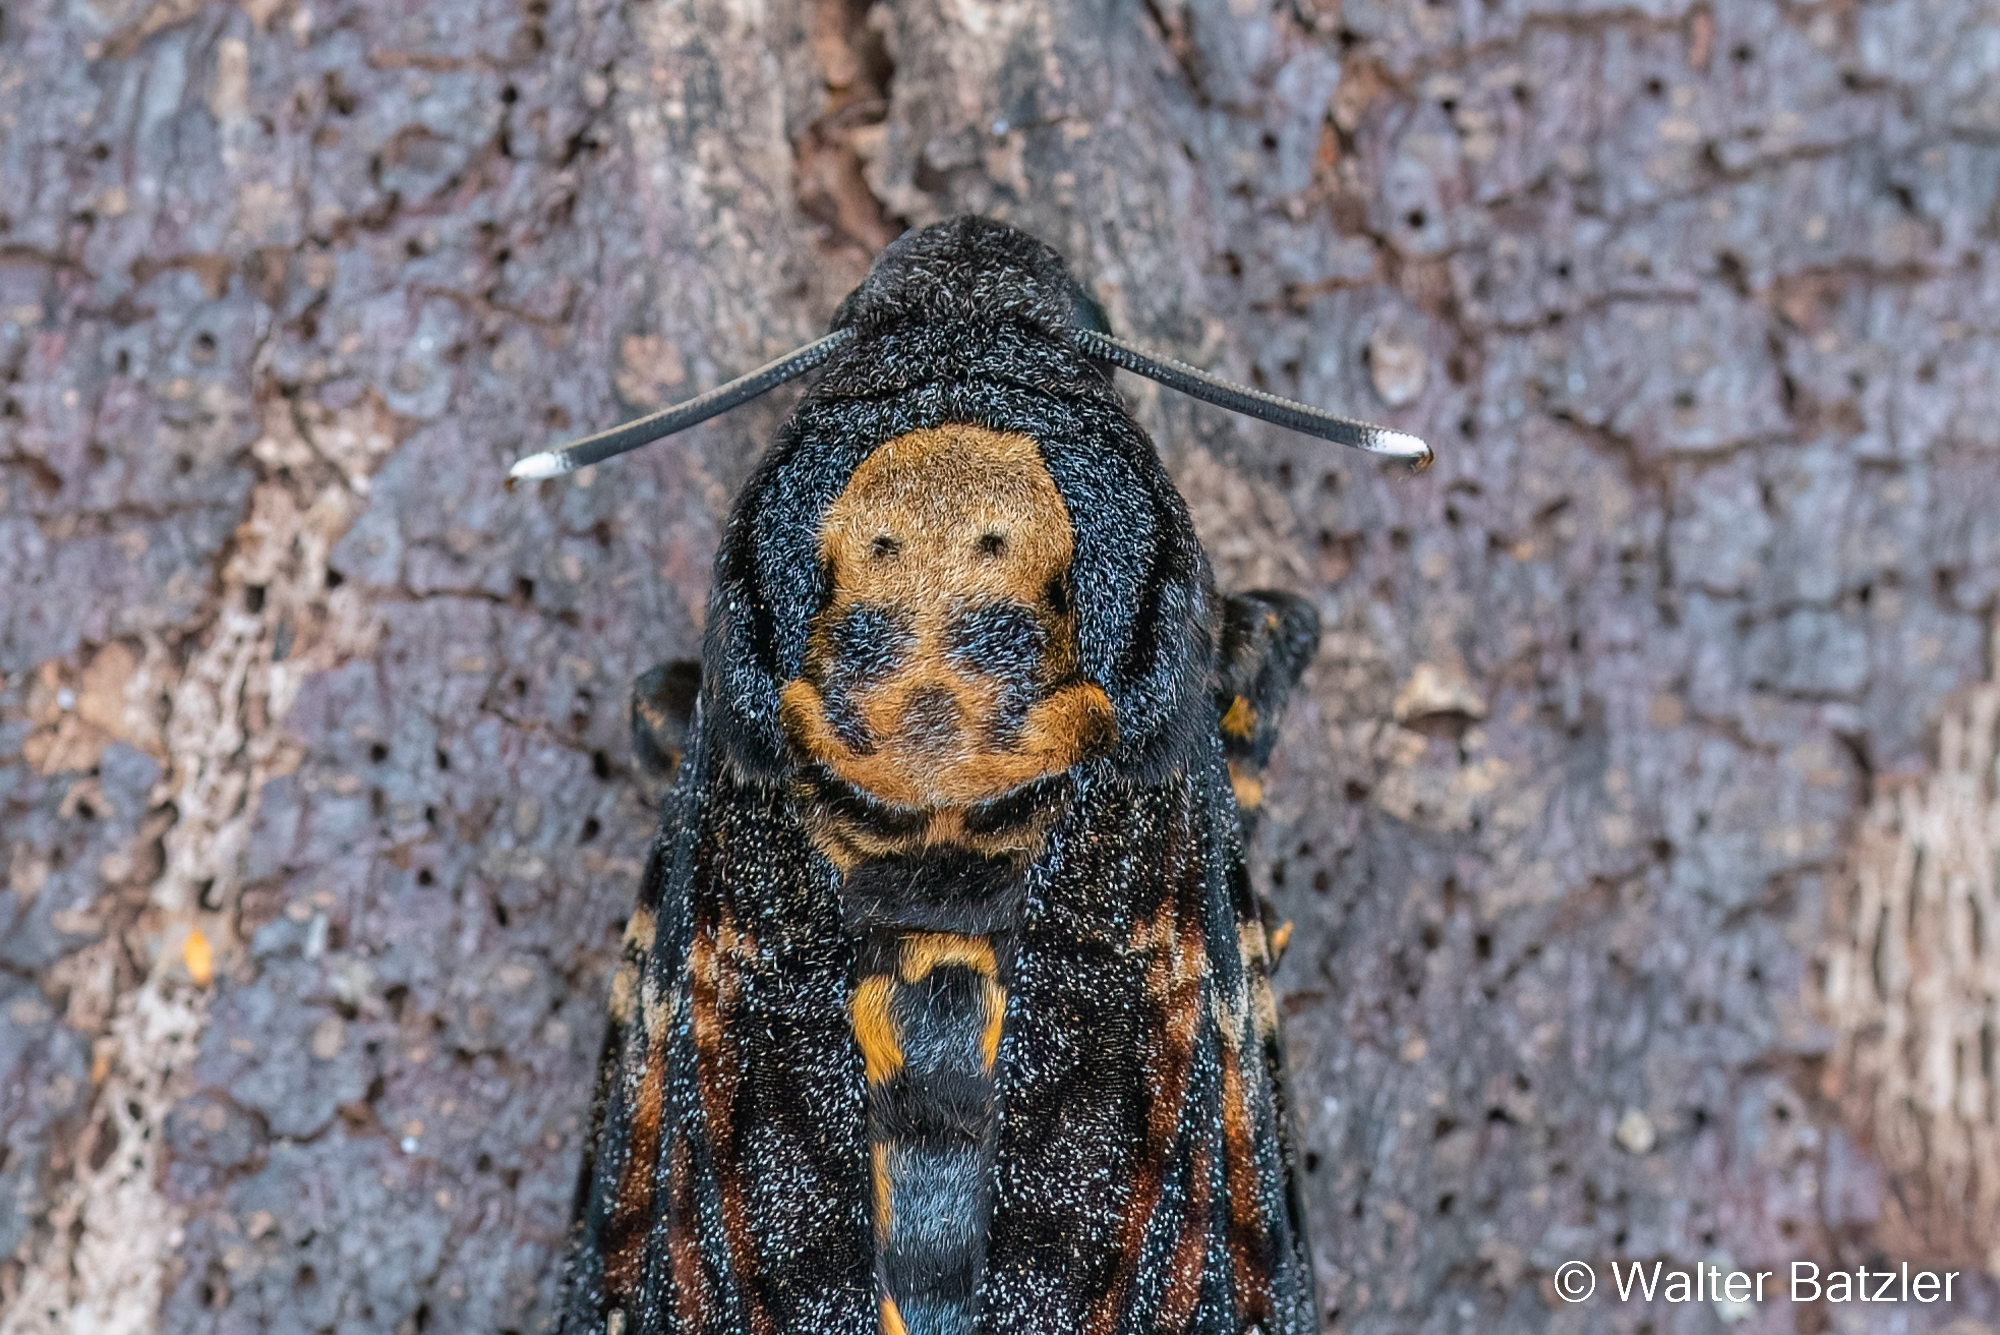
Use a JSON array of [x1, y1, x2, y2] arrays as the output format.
[[1404, 209, 1426, 230], [368, 742, 388, 764], [416, 868, 434, 886], [592, 750, 612, 780], [323, 71, 358, 115], [493, 900, 510, 928], [325, 567, 345, 588], [579, 816, 600, 844], [87, 1118, 119, 1170], [201, 1259, 231, 1310], [1304, 1152, 1320, 1173], [1715, 250, 1748, 295]]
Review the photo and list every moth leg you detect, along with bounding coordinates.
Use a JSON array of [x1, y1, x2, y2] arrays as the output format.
[[630, 659, 701, 787], [1215, 590, 1320, 812], [1216, 590, 1320, 970]]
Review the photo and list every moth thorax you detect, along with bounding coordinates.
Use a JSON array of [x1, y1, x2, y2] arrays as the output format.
[[779, 425, 1115, 816]]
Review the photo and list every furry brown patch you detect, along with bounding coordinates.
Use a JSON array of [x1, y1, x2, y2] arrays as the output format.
[[782, 425, 1114, 816]]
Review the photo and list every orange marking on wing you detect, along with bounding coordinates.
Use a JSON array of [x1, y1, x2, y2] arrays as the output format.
[[1228, 761, 1264, 811], [1267, 919, 1293, 962], [623, 905, 658, 952], [1219, 1040, 1276, 1328], [690, 921, 770, 1333], [603, 1032, 668, 1294], [608, 959, 639, 1026], [851, 974, 905, 1085], [880, 1295, 911, 1335], [1091, 905, 1209, 1335], [1220, 694, 1257, 740]]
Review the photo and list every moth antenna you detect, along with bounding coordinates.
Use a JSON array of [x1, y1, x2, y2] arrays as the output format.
[[1072, 328, 1434, 472], [507, 328, 856, 483]]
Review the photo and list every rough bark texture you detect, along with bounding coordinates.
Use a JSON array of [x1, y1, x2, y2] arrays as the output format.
[[3, 1, 2000, 1334]]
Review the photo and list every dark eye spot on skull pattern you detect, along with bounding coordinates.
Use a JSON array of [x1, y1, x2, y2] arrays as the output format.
[[944, 602, 1047, 681], [829, 605, 917, 685], [944, 601, 1047, 746], [815, 605, 916, 752]]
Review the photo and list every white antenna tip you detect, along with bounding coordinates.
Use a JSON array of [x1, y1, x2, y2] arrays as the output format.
[[508, 451, 570, 482], [1379, 430, 1433, 469]]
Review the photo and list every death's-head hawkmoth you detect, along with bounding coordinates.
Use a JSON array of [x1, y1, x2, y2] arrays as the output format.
[[516, 217, 1430, 1335]]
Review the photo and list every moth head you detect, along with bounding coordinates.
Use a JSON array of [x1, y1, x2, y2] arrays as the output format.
[[509, 217, 1432, 800]]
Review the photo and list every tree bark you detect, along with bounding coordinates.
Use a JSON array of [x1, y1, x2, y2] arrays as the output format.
[[3, 0, 1999, 1332]]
